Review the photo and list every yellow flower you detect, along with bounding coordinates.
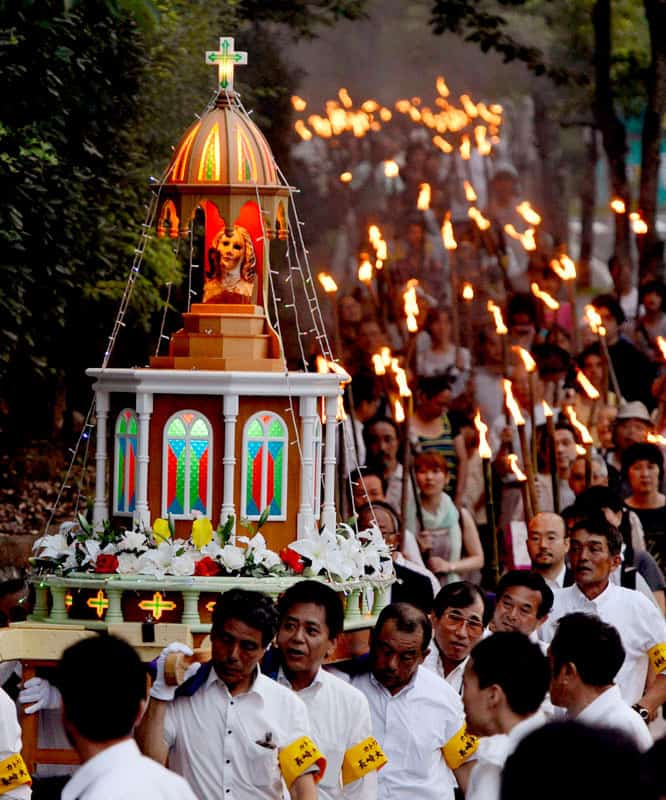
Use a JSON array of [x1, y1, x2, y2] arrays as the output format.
[[152, 518, 171, 541], [192, 517, 213, 549]]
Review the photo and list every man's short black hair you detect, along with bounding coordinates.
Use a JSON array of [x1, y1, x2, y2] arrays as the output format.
[[621, 441, 664, 484], [495, 570, 554, 619], [373, 602, 432, 652], [550, 612, 625, 687], [592, 293, 626, 325], [277, 580, 344, 640], [573, 485, 622, 514], [351, 373, 379, 408], [639, 279, 666, 307], [58, 635, 147, 742], [470, 631, 550, 715], [362, 416, 403, 462], [211, 588, 279, 647], [416, 374, 452, 399], [432, 581, 488, 625], [501, 721, 641, 800], [571, 514, 623, 556]]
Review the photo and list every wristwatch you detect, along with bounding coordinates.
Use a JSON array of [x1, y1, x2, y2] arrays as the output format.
[[632, 703, 650, 723]]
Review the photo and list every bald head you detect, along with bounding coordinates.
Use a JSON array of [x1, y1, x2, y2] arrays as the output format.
[[527, 512, 569, 576]]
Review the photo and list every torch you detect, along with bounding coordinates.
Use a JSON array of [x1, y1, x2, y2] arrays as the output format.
[[513, 345, 538, 475], [542, 400, 559, 514], [403, 279, 421, 376], [550, 254, 579, 352], [584, 305, 623, 403], [565, 406, 594, 488], [442, 212, 461, 360], [504, 378, 538, 518], [507, 454, 531, 525], [576, 368, 601, 436], [317, 272, 341, 357], [394, 361, 414, 539], [462, 282, 474, 353], [475, 410, 499, 587]]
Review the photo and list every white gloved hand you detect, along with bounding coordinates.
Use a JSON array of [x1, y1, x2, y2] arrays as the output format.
[[151, 642, 201, 702], [18, 677, 62, 714]]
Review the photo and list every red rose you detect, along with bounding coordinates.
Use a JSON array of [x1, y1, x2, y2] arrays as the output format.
[[94, 554, 119, 574], [280, 547, 305, 574], [194, 556, 221, 577]]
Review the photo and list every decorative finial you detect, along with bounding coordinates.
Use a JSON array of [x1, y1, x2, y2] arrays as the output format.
[[205, 37, 248, 94]]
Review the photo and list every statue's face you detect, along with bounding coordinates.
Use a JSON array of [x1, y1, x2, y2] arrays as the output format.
[[216, 229, 244, 272]]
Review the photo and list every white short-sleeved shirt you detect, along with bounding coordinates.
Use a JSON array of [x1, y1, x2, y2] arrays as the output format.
[[164, 667, 312, 800], [278, 667, 377, 800], [465, 711, 547, 800], [0, 687, 29, 799], [351, 666, 466, 800], [574, 685, 653, 752], [540, 582, 666, 704], [61, 739, 196, 800]]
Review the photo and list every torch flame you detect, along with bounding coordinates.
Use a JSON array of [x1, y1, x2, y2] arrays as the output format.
[[507, 454, 527, 482], [516, 201, 542, 226], [474, 410, 492, 459], [291, 95, 307, 112], [462, 283, 474, 301], [394, 398, 405, 423], [630, 212, 648, 234], [647, 433, 666, 446], [404, 279, 420, 333], [531, 283, 560, 311], [550, 255, 576, 281], [576, 369, 600, 400], [442, 212, 457, 251], [372, 354, 386, 376], [294, 120, 313, 141], [575, 444, 587, 456], [512, 345, 536, 373], [392, 360, 412, 398], [610, 198, 626, 214], [504, 379, 526, 426], [379, 107, 392, 122], [584, 305, 605, 336], [657, 337, 666, 360], [340, 171, 353, 184], [487, 300, 508, 335], [417, 183, 431, 210], [468, 207, 491, 231], [317, 272, 338, 293], [368, 225, 381, 246], [433, 135, 453, 153], [542, 400, 554, 418], [436, 76, 450, 97], [460, 135, 471, 160], [316, 356, 327, 374], [464, 181, 478, 203], [338, 88, 353, 109], [358, 258, 373, 284], [381, 347, 392, 367], [565, 407, 594, 445], [384, 160, 399, 178]]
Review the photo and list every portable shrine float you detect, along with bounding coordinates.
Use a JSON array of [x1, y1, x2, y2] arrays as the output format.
[[22, 37, 393, 652]]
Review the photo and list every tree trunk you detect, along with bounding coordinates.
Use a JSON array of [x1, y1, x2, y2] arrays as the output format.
[[578, 126, 598, 288], [638, 0, 666, 279], [593, 0, 632, 281], [532, 90, 569, 247]]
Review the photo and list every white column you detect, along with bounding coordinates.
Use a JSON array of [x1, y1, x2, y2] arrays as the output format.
[[220, 394, 239, 542], [322, 395, 338, 534], [135, 392, 153, 529], [93, 390, 110, 529], [297, 395, 317, 539]]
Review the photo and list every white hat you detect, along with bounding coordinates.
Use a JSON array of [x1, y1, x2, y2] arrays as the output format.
[[616, 401, 652, 425]]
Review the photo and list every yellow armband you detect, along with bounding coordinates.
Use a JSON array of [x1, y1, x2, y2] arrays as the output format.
[[442, 724, 478, 770], [341, 736, 388, 785], [278, 736, 326, 788], [648, 643, 666, 674], [0, 754, 31, 795]]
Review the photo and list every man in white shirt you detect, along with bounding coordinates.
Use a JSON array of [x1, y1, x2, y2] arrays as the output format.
[[526, 512, 573, 591], [423, 582, 486, 694], [462, 631, 550, 800], [350, 603, 477, 800], [540, 514, 666, 717], [489, 570, 553, 641], [59, 635, 196, 800], [548, 612, 652, 751], [268, 580, 383, 800], [136, 589, 323, 800]]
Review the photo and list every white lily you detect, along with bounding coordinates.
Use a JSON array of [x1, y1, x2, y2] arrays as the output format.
[[220, 545, 246, 572], [117, 553, 141, 575], [34, 533, 70, 560], [118, 531, 147, 552], [288, 528, 340, 576], [169, 552, 196, 577]]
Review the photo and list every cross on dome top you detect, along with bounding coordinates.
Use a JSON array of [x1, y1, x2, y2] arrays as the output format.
[[205, 37, 248, 94]]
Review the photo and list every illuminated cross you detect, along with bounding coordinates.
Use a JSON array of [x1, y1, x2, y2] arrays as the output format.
[[205, 37, 248, 93], [87, 590, 109, 619], [205, 600, 217, 613], [138, 591, 177, 621], [64, 592, 73, 609]]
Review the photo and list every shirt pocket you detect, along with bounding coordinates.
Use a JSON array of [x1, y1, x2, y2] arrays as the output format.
[[240, 732, 281, 790]]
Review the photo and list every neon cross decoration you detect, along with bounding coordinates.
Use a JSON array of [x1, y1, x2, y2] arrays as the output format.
[[205, 37, 248, 93], [205, 600, 217, 613], [138, 591, 177, 621], [87, 590, 109, 619]]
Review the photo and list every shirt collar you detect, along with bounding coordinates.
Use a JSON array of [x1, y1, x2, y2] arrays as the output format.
[[369, 665, 419, 698], [276, 665, 325, 693], [62, 739, 138, 800], [507, 710, 547, 747], [206, 665, 266, 700], [572, 580, 615, 607], [576, 685, 622, 722]]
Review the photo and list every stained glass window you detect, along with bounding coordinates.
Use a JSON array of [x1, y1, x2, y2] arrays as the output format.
[[162, 411, 212, 518], [241, 412, 288, 520], [114, 409, 137, 515], [313, 417, 322, 519]]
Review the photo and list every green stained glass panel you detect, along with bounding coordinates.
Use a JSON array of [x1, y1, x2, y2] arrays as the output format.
[[247, 419, 263, 438], [168, 417, 186, 437], [268, 418, 285, 438], [191, 418, 208, 437], [128, 415, 137, 435], [118, 415, 127, 435]]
